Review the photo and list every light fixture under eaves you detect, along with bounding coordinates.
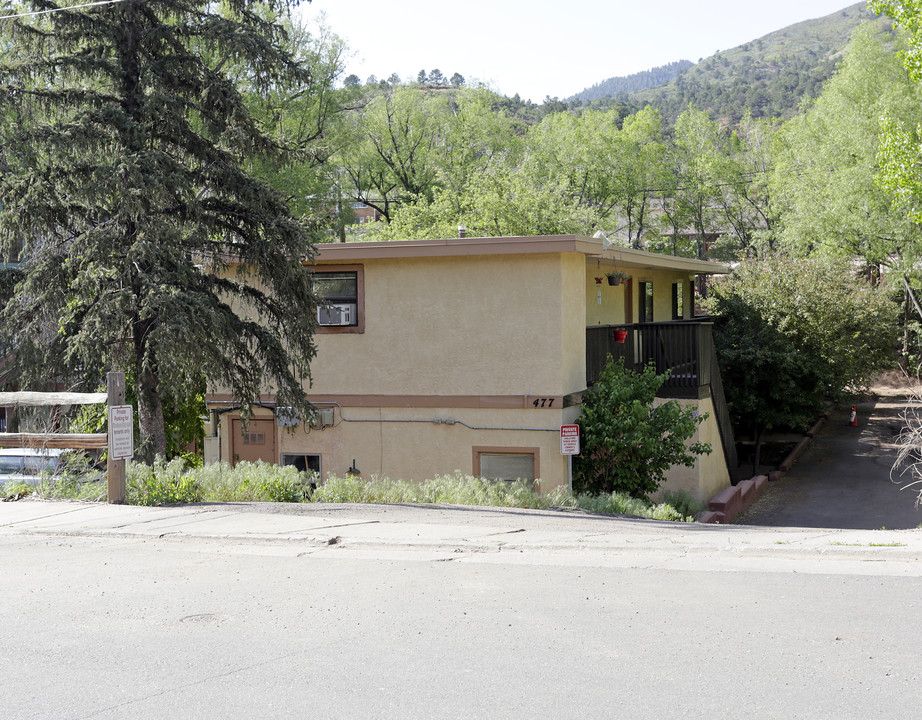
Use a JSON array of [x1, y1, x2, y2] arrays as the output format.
[[592, 229, 615, 251]]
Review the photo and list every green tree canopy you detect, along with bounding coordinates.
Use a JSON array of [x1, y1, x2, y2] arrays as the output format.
[[706, 254, 898, 469], [771, 21, 922, 269]]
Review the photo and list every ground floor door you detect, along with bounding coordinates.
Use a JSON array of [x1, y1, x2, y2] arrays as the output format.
[[230, 418, 277, 466]]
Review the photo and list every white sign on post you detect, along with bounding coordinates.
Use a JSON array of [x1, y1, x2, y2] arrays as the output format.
[[560, 424, 580, 455], [109, 405, 134, 460]]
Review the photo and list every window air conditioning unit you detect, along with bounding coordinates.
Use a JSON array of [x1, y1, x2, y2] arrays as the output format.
[[317, 303, 356, 326]]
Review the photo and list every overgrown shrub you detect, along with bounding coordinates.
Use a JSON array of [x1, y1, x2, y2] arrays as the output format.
[[660, 489, 705, 518], [572, 491, 693, 521], [128, 457, 204, 506], [573, 357, 711, 498], [36, 460, 695, 522], [706, 253, 898, 471], [311, 472, 563, 509]]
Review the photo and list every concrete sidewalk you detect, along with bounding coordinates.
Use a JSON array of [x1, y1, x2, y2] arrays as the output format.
[[3, 498, 922, 575], [736, 388, 922, 530]]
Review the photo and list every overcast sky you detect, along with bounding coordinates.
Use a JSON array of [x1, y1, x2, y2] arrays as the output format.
[[299, 1, 868, 101]]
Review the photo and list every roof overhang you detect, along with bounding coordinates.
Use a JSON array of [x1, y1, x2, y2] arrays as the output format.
[[596, 245, 730, 275], [310, 234, 730, 275]]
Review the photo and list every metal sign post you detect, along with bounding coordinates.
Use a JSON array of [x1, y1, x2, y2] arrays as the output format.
[[560, 424, 580, 493]]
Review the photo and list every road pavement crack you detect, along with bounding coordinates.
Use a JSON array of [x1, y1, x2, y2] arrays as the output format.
[[1, 504, 94, 526], [75, 650, 311, 719], [484, 528, 526, 537]]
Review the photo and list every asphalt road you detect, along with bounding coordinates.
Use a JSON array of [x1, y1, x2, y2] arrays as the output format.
[[3, 500, 922, 719]]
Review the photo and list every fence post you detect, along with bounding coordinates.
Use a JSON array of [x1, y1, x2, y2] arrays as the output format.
[[106, 372, 127, 504]]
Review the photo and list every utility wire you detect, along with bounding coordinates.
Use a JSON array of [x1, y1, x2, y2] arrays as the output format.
[[0, 0, 129, 21]]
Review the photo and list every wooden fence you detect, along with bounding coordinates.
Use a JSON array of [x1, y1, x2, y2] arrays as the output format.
[[0, 372, 128, 503]]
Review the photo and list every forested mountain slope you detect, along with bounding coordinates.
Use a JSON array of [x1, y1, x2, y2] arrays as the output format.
[[568, 61, 693, 103], [571, 2, 887, 122]]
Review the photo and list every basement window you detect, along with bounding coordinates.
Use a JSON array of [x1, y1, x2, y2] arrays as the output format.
[[282, 453, 321, 475], [474, 447, 539, 483]]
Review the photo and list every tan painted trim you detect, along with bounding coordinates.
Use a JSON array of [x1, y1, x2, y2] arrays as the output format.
[[472, 446, 541, 480], [206, 395, 277, 405], [311, 235, 599, 262], [598, 247, 729, 275], [310, 263, 365, 334], [207, 393, 580, 409]]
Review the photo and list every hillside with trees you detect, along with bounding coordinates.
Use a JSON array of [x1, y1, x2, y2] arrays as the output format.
[[576, 2, 886, 122], [568, 61, 693, 103]]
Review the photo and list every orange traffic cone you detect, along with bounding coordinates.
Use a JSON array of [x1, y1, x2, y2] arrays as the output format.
[[849, 406, 858, 427]]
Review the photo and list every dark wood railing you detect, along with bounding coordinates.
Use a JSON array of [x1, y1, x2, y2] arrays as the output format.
[[586, 321, 739, 480], [587, 321, 711, 396]]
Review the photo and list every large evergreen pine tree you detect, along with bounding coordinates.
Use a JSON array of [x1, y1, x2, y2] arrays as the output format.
[[0, 0, 321, 458]]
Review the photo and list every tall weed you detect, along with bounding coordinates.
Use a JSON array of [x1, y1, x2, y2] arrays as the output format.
[[128, 457, 203, 506], [23, 459, 693, 522]]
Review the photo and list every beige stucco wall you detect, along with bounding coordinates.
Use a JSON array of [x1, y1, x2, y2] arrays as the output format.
[[654, 395, 731, 504], [312, 252, 582, 397], [560, 253, 588, 394], [215, 397, 728, 501], [585, 264, 696, 326], [216, 404, 583, 491]]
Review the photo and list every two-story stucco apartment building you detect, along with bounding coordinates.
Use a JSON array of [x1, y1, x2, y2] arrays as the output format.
[[204, 234, 734, 502]]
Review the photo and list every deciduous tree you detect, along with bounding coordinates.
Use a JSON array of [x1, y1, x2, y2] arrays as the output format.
[[771, 23, 922, 268], [707, 254, 898, 472]]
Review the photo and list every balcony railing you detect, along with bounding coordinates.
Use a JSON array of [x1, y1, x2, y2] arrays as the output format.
[[586, 321, 716, 397], [586, 320, 739, 480]]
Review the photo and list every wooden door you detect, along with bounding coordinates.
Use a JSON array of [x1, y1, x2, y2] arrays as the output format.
[[230, 418, 277, 466]]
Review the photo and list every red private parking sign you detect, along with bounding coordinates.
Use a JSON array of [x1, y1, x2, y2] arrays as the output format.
[[560, 425, 580, 455]]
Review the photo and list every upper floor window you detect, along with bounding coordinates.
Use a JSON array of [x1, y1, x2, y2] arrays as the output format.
[[672, 281, 684, 320], [639, 281, 654, 323], [311, 265, 365, 334]]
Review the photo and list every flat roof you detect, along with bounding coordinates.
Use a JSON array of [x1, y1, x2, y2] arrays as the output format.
[[311, 234, 730, 275]]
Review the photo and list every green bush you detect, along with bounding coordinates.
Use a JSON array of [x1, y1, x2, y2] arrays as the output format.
[[128, 457, 204, 506], [706, 253, 898, 473], [573, 357, 711, 498], [311, 472, 563, 509], [183, 460, 309, 503], [1, 480, 33, 501], [572, 491, 693, 521]]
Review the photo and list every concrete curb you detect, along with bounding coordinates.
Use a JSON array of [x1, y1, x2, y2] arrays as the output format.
[[700, 475, 767, 524], [4, 500, 922, 565]]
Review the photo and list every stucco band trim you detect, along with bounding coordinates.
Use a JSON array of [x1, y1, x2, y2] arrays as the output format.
[[207, 393, 581, 410]]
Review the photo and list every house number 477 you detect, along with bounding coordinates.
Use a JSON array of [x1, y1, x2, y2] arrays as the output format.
[[532, 398, 555, 408]]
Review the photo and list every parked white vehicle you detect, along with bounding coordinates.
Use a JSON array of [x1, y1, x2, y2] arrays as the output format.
[[0, 448, 66, 486]]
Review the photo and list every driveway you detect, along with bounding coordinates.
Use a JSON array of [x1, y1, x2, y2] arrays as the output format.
[[736, 380, 922, 529]]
